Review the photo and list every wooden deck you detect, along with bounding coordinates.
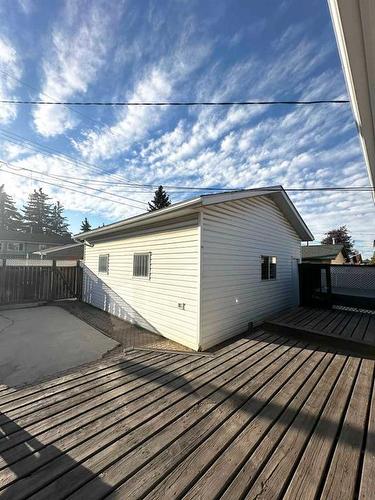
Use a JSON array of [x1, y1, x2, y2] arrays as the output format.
[[0, 329, 374, 499], [265, 306, 375, 357]]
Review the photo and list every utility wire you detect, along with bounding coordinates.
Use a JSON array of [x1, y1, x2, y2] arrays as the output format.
[[0, 99, 350, 106], [0, 161, 147, 207], [0, 68, 146, 155], [0, 68, 105, 130], [2, 130, 375, 194], [0, 162, 146, 210], [2, 161, 375, 196], [0, 128, 137, 187]]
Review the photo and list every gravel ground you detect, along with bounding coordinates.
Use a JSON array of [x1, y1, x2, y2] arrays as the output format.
[[58, 300, 193, 353]]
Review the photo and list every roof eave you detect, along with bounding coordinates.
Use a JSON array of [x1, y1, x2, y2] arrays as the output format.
[[328, 0, 375, 202], [74, 197, 202, 240]]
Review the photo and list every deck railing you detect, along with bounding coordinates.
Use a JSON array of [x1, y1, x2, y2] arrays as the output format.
[[299, 263, 375, 310]]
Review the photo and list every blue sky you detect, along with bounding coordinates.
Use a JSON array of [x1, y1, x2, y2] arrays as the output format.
[[0, 0, 374, 256]]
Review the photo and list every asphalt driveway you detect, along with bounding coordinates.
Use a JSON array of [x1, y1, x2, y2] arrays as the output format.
[[0, 305, 119, 388]]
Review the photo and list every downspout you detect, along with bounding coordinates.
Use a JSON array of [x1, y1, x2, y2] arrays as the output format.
[[197, 210, 204, 351]]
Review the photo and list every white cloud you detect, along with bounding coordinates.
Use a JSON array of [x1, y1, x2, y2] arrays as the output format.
[[73, 35, 212, 161], [2, 142, 30, 161], [33, 0, 124, 137], [0, 36, 22, 124], [17, 0, 34, 14]]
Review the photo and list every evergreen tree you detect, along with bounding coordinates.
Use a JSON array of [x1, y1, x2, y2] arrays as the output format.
[[80, 217, 92, 232], [23, 188, 53, 233], [148, 185, 171, 212], [50, 201, 70, 236], [0, 185, 23, 231], [321, 225, 354, 259]]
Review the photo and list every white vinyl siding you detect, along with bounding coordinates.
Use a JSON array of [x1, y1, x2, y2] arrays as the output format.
[[83, 223, 199, 349], [200, 196, 301, 350]]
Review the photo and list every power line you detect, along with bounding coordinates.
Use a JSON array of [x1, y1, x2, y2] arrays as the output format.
[[0, 161, 147, 208], [0, 68, 146, 152], [0, 163, 146, 210], [0, 68, 106, 130], [0, 128, 137, 187], [1, 131, 375, 195], [2, 160, 375, 197], [0, 99, 350, 106]]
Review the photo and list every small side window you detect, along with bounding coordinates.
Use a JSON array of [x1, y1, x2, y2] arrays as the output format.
[[261, 255, 277, 280], [7, 242, 24, 252], [98, 254, 109, 274], [133, 253, 151, 278]]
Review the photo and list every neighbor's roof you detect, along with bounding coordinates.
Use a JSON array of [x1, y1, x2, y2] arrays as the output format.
[[328, 0, 375, 199], [302, 244, 344, 260], [32, 242, 84, 257], [0, 230, 73, 244], [75, 186, 314, 242]]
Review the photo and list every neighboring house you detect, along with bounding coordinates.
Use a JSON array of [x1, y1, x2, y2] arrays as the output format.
[[349, 252, 363, 265], [0, 230, 74, 259], [302, 244, 346, 264], [33, 242, 84, 260], [75, 187, 313, 351]]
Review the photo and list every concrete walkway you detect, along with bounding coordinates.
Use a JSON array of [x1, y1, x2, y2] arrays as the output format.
[[0, 305, 119, 388]]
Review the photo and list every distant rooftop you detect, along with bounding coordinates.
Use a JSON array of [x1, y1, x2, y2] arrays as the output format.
[[302, 244, 344, 260], [0, 230, 73, 244]]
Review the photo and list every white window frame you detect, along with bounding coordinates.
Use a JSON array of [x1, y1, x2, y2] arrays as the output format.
[[133, 252, 151, 279], [261, 255, 277, 280], [98, 254, 109, 274]]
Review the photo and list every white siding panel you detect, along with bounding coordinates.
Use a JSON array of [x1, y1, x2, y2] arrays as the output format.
[[200, 196, 301, 349], [83, 225, 199, 350]]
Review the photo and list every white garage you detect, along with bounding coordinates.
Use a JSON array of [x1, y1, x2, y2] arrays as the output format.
[[75, 187, 313, 350]]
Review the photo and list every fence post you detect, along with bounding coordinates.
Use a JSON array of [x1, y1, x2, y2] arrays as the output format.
[[326, 264, 332, 308], [0, 259, 6, 304], [51, 260, 57, 302], [76, 260, 82, 301], [298, 263, 304, 306]]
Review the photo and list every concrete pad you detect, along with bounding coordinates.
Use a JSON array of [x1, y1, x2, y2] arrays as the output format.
[[0, 305, 119, 388]]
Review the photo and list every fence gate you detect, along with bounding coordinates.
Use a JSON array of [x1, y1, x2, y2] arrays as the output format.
[[0, 259, 82, 306], [299, 263, 375, 310]]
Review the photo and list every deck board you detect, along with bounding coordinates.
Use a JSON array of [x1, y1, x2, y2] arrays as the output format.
[[147, 350, 329, 500], [264, 307, 375, 355], [319, 359, 374, 500], [0, 334, 269, 472], [360, 365, 375, 499], [245, 357, 359, 499], [0, 326, 374, 500]]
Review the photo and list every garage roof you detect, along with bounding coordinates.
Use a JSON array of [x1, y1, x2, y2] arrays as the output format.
[[75, 186, 314, 242]]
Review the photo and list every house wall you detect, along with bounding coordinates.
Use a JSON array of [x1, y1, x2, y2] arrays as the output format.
[[82, 220, 200, 350], [200, 196, 302, 350], [331, 251, 346, 264], [0, 241, 64, 259]]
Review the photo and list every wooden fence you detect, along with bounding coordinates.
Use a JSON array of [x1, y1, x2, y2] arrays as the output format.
[[0, 259, 82, 306]]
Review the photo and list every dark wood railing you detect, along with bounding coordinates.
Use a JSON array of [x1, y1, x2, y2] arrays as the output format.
[[299, 263, 375, 310]]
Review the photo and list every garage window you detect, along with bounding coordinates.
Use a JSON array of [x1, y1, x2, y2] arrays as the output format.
[[98, 254, 109, 274], [133, 253, 151, 278], [261, 256, 277, 280]]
